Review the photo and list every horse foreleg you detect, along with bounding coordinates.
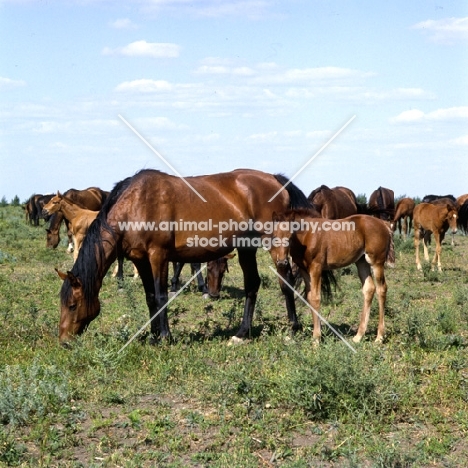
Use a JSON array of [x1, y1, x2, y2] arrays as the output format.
[[191, 262, 208, 294], [372, 264, 387, 343], [233, 248, 261, 341], [147, 253, 170, 342], [414, 227, 422, 270], [354, 257, 375, 343], [307, 264, 322, 344], [433, 232, 443, 271], [275, 260, 302, 334], [170, 262, 184, 293], [402, 217, 407, 239]]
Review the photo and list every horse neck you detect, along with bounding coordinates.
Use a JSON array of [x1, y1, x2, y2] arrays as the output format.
[[58, 198, 84, 221]]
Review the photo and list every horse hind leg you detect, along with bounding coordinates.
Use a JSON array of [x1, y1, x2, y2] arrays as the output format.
[[372, 264, 387, 343], [354, 257, 375, 343]]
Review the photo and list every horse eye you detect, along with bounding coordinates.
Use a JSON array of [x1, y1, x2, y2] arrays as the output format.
[[69, 304, 77, 312]]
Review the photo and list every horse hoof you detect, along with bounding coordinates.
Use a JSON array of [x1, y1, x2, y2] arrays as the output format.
[[168, 291, 176, 298], [352, 335, 362, 344], [202, 293, 210, 300], [228, 336, 247, 346]]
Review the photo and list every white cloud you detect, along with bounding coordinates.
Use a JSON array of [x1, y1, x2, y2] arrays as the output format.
[[109, 18, 139, 30], [412, 17, 468, 44], [0, 76, 26, 90], [102, 40, 180, 58], [451, 135, 468, 146], [391, 106, 468, 124], [115, 79, 173, 92]]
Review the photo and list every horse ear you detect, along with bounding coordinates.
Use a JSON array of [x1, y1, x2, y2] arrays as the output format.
[[66, 271, 82, 289], [55, 268, 68, 281]]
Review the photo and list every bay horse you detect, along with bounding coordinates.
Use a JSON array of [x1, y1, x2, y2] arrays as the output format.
[[45, 187, 108, 251], [270, 210, 394, 344], [413, 202, 458, 271], [392, 197, 415, 239], [368, 187, 395, 222], [307, 185, 360, 219], [25, 194, 43, 226], [170, 254, 235, 299], [55, 169, 313, 345]]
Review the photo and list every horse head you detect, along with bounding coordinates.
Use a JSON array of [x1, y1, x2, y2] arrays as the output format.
[[205, 254, 235, 299], [269, 212, 291, 268], [43, 191, 63, 217], [446, 205, 458, 234], [56, 269, 101, 344]]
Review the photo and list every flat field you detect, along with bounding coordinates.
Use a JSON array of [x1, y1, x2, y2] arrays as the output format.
[[1, 205, 468, 467]]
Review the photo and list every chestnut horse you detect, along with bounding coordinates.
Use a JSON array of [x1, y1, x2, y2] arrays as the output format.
[[368, 187, 395, 222], [270, 210, 394, 344], [44, 193, 101, 262], [55, 169, 313, 344], [392, 197, 415, 239], [421, 195, 458, 246], [413, 202, 458, 271], [308, 185, 360, 219], [46, 187, 108, 251]]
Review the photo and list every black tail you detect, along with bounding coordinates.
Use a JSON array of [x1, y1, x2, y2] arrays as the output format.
[[458, 201, 468, 234], [273, 174, 313, 209], [321, 270, 337, 303]]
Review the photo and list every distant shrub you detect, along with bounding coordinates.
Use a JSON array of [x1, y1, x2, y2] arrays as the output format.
[[0, 197, 7, 207], [10, 196, 20, 207]]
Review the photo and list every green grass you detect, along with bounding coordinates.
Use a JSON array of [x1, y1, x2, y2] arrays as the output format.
[[1, 205, 468, 466]]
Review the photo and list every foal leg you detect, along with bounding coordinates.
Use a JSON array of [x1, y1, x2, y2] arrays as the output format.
[[354, 257, 375, 343], [306, 263, 323, 344], [372, 263, 387, 343], [414, 227, 422, 270], [432, 231, 443, 271]]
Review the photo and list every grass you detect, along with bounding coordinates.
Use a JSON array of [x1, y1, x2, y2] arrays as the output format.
[[1, 204, 468, 466]]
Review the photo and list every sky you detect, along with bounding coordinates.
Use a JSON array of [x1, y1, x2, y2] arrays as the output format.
[[1, 0, 467, 202]]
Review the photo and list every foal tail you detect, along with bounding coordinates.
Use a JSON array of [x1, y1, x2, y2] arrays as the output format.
[[385, 225, 396, 268]]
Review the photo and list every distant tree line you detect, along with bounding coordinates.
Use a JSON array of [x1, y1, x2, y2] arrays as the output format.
[[0, 196, 21, 207]]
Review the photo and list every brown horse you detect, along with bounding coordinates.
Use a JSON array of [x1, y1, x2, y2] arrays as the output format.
[[307, 185, 359, 219], [44, 193, 100, 262], [422, 196, 458, 246], [270, 210, 394, 344], [392, 197, 415, 239], [55, 169, 312, 344], [25, 194, 43, 226], [45, 187, 108, 251], [170, 254, 235, 299], [413, 202, 458, 271], [368, 187, 395, 222]]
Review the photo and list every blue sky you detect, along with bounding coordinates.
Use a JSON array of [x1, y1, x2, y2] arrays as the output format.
[[1, 0, 467, 202]]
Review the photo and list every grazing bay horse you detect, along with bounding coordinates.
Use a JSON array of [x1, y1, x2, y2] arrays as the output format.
[[55, 169, 312, 345], [413, 202, 458, 271], [368, 187, 395, 222], [270, 210, 394, 344], [25, 194, 43, 226], [44, 193, 100, 262], [307, 185, 360, 219], [170, 254, 235, 299], [46, 187, 108, 251], [392, 197, 415, 239]]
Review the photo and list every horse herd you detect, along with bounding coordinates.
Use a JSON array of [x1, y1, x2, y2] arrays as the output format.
[[23, 169, 468, 347]]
